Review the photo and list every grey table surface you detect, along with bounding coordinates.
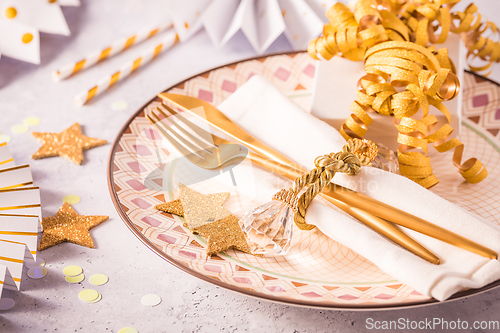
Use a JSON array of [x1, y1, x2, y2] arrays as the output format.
[[1, 0, 500, 332]]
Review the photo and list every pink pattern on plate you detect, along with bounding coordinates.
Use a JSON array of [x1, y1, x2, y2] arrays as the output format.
[[221, 80, 237, 92], [303, 64, 315, 78], [233, 277, 252, 284], [158, 234, 177, 244], [126, 179, 146, 191], [338, 294, 358, 300], [266, 286, 286, 292], [131, 198, 151, 209], [374, 293, 395, 300], [127, 161, 147, 174], [133, 144, 152, 156], [198, 89, 213, 102], [275, 67, 291, 81], [141, 216, 162, 227]]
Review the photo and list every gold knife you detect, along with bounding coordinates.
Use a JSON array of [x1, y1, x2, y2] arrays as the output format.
[[158, 92, 498, 260]]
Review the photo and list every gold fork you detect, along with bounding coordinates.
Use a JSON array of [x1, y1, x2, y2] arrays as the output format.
[[147, 103, 441, 264]]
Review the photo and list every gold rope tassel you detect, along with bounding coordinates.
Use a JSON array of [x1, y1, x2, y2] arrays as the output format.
[[273, 139, 376, 230]]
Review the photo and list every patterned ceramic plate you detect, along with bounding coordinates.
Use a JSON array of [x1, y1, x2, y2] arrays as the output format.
[[108, 52, 500, 309]]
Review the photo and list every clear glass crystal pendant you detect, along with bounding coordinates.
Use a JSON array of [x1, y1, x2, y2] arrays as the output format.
[[239, 200, 294, 256], [371, 143, 399, 174]]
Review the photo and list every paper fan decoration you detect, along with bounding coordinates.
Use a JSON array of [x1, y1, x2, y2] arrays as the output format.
[[165, 0, 336, 53], [0, 143, 41, 297], [0, 0, 80, 64]]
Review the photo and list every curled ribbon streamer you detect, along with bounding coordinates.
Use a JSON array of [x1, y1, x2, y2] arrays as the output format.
[[341, 41, 486, 187], [310, 0, 492, 187], [309, 0, 500, 73]]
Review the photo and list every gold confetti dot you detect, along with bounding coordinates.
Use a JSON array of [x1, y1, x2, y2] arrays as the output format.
[[88, 292, 102, 303], [27, 267, 47, 279], [0, 298, 15, 311], [89, 273, 108, 286], [111, 100, 128, 111], [11, 124, 29, 134], [118, 328, 138, 333], [24, 117, 41, 126], [63, 265, 82, 277], [48, 0, 58, 3], [22, 33, 33, 44], [4, 7, 17, 19], [78, 289, 99, 302], [65, 273, 84, 283], [0, 135, 11, 143], [62, 194, 80, 205], [141, 294, 161, 307]]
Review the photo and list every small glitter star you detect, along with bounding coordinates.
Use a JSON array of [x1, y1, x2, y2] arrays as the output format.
[[155, 184, 251, 256], [177, 183, 231, 230], [31, 123, 107, 165], [38, 202, 109, 251]]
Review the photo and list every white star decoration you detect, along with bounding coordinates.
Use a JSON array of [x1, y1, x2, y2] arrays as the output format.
[[0, 0, 79, 64]]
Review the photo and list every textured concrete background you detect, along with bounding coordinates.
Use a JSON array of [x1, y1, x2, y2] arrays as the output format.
[[1, 0, 500, 332]]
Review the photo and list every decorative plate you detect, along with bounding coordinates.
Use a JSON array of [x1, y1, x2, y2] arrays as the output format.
[[108, 52, 500, 309]]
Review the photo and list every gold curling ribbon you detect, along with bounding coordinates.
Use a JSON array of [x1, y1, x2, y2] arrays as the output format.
[[310, 0, 494, 187], [308, 0, 500, 72]]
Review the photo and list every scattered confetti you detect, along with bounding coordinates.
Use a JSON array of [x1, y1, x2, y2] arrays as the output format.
[[25, 257, 45, 269], [23, 117, 41, 126], [118, 328, 138, 333], [111, 100, 129, 111], [27, 267, 47, 279], [63, 265, 83, 277], [0, 298, 15, 311], [0, 134, 12, 143], [62, 194, 80, 205], [65, 273, 85, 284], [11, 124, 29, 134], [78, 289, 99, 303], [89, 273, 108, 286], [141, 294, 161, 307], [88, 293, 102, 303]]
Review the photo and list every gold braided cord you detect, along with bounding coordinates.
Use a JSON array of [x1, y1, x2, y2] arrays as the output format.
[[309, 0, 492, 188], [277, 139, 376, 230]]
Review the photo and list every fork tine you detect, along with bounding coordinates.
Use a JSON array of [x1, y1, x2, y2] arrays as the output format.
[[159, 103, 247, 155], [146, 113, 209, 166], [156, 105, 215, 153], [159, 102, 215, 145], [150, 110, 214, 158]]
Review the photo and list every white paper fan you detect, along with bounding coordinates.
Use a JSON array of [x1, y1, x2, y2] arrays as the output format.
[[165, 0, 336, 53]]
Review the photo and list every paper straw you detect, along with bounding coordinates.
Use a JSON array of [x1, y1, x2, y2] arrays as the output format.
[[74, 29, 179, 106], [53, 22, 172, 82]]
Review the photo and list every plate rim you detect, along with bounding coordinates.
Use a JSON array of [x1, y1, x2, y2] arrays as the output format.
[[107, 50, 500, 310]]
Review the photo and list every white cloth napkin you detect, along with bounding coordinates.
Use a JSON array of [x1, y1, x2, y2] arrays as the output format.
[[217, 74, 500, 301]]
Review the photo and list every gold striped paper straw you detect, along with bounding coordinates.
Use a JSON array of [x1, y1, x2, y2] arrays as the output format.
[[74, 29, 179, 106], [52, 21, 172, 82]]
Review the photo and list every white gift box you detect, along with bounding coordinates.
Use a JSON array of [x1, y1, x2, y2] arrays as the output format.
[[310, 34, 465, 151]]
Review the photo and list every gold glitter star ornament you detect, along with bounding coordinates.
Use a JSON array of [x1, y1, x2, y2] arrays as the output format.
[[155, 184, 251, 256], [38, 202, 109, 251], [32, 123, 107, 165]]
